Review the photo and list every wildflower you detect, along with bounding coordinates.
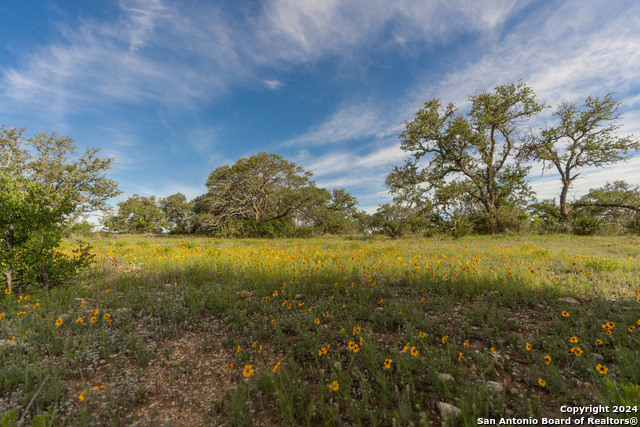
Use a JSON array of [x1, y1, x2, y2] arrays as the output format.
[[79, 301, 85, 307], [242, 365, 254, 378], [569, 336, 578, 343], [8, 336, 15, 343], [272, 361, 281, 373], [419, 331, 426, 339], [90, 309, 99, 316], [490, 347, 497, 353], [561, 311, 569, 317], [318, 347, 328, 356], [442, 336, 448, 344], [384, 358, 392, 369], [237, 345, 241, 353], [17, 296, 23, 303], [22, 331, 28, 338], [525, 343, 532, 351], [33, 303, 40, 309], [571, 347, 583, 356], [472, 365, 477, 371], [596, 364, 608, 374], [410, 346, 419, 357], [24, 296, 30, 301], [603, 321, 615, 329], [352, 326, 361, 336], [544, 355, 552, 364], [103, 313, 111, 320], [458, 352, 463, 362], [628, 326, 635, 332], [606, 330, 611, 336], [596, 339, 603, 345], [463, 342, 469, 348], [314, 318, 320, 325], [90, 317, 97, 323], [402, 342, 410, 353], [78, 389, 87, 401], [4, 289, 11, 295], [0, 313, 4, 320], [16, 311, 26, 316], [92, 384, 105, 390], [555, 276, 561, 280], [538, 378, 546, 387], [55, 317, 63, 327], [637, 319, 640, 326], [76, 317, 84, 323], [328, 380, 339, 391], [226, 363, 234, 371]]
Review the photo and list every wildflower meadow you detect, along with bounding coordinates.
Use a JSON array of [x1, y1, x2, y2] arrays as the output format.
[[1, 234, 639, 425]]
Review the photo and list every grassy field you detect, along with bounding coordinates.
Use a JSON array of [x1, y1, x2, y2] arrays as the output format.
[[1, 234, 639, 426]]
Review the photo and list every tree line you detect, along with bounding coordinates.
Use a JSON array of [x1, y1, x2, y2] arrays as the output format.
[[1, 81, 639, 289]]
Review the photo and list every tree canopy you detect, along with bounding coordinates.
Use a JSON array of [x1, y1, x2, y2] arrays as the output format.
[[194, 152, 326, 235], [387, 81, 544, 233], [520, 94, 640, 222], [0, 126, 121, 223]]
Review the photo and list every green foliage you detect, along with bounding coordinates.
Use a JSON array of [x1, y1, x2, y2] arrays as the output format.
[[598, 380, 640, 408], [390, 81, 543, 233], [521, 94, 640, 222], [583, 257, 618, 273], [0, 125, 121, 222], [159, 193, 194, 234], [0, 171, 94, 290], [194, 152, 329, 237], [103, 194, 168, 234]]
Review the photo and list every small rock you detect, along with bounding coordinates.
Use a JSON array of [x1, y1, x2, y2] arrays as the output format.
[[593, 353, 604, 360], [438, 373, 454, 382], [436, 402, 461, 420], [99, 359, 106, 365], [486, 381, 504, 392], [558, 297, 580, 305]]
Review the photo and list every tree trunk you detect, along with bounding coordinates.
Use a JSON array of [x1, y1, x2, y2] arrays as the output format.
[[559, 181, 572, 222]]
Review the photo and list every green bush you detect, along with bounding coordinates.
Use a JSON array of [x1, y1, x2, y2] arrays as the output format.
[[0, 171, 94, 290]]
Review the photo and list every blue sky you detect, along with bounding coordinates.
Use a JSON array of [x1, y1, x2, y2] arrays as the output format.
[[2, 0, 640, 218]]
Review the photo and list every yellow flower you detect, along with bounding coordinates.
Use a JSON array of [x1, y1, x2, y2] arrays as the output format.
[[538, 378, 546, 387], [314, 318, 320, 325], [442, 336, 448, 344], [463, 342, 469, 348], [328, 380, 339, 391], [561, 311, 569, 317], [410, 346, 419, 357], [569, 336, 578, 343], [90, 317, 97, 323], [33, 303, 40, 309], [24, 296, 30, 301], [402, 342, 410, 353], [419, 331, 426, 339], [490, 347, 497, 353], [17, 296, 23, 303], [16, 311, 26, 316], [628, 326, 635, 332], [7, 336, 16, 343], [76, 317, 84, 323], [457, 352, 463, 362], [78, 389, 87, 401], [92, 384, 105, 390], [91, 309, 99, 316], [237, 344, 241, 353], [571, 347, 583, 356], [352, 326, 361, 336], [596, 364, 608, 374], [0, 313, 4, 320], [272, 361, 281, 373], [525, 343, 532, 351], [544, 355, 552, 364], [79, 301, 85, 307], [596, 339, 603, 345], [226, 363, 234, 371], [242, 365, 254, 378], [55, 317, 63, 327], [4, 289, 11, 295], [22, 331, 28, 338], [103, 313, 111, 320], [384, 358, 392, 369]]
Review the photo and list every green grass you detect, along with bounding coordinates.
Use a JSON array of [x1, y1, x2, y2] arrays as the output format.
[[1, 234, 639, 425]]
